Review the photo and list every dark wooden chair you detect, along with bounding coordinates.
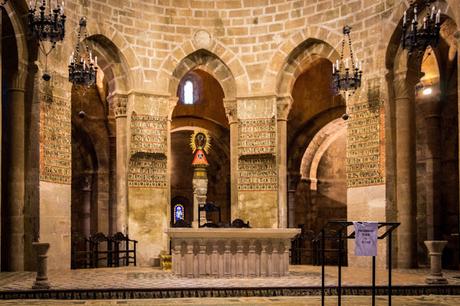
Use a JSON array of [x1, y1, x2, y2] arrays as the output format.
[[111, 232, 137, 267], [71, 233, 91, 269], [89, 232, 112, 268]]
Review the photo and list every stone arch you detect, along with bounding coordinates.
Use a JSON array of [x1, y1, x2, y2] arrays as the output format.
[[84, 34, 134, 95], [159, 36, 249, 97], [2, 1, 31, 86], [263, 26, 342, 95], [300, 118, 347, 190]]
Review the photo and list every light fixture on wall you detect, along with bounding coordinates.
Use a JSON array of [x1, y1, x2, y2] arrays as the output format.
[[68, 17, 97, 87], [28, 0, 66, 80], [401, 0, 441, 55], [332, 26, 363, 96]]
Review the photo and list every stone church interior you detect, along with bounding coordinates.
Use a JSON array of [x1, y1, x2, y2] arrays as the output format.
[[0, 0, 460, 303]]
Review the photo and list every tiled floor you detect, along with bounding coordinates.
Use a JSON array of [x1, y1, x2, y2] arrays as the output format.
[[0, 265, 459, 291], [1, 296, 460, 305]]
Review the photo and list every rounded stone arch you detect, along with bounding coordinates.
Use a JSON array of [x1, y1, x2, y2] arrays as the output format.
[[287, 106, 346, 176], [79, 22, 142, 93], [166, 49, 239, 121], [159, 37, 249, 97], [262, 26, 342, 96], [83, 34, 134, 94], [2, 1, 31, 86], [300, 119, 346, 190]]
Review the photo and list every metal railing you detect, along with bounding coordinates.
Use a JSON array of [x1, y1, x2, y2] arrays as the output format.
[[317, 220, 400, 306]]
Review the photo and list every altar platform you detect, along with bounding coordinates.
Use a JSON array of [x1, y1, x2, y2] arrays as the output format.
[[1, 265, 460, 299]]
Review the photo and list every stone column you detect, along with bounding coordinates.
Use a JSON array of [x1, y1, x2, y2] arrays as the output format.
[[288, 173, 301, 228], [393, 69, 420, 268], [109, 94, 128, 234], [224, 99, 238, 222], [80, 175, 92, 237], [277, 96, 292, 229], [6, 70, 26, 271], [418, 93, 442, 240], [0, 11, 2, 267]]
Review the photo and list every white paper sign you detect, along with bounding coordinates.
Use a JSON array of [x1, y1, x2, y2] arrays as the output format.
[[353, 221, 378, 256]]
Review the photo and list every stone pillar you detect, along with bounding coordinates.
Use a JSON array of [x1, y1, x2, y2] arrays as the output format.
[[418, 93, 442, 240], [6, 71, 26, 271], [424, 240, 448, 284], [288, 173, 301, 228], [224, 99, 238, 222], [38, 71, 72, 271], [110, 94, 128, 234], [393, 70, 420, 268], [80, 175, 92, 237], [0, 11, 2, 268], [277, 96, 292, 229]]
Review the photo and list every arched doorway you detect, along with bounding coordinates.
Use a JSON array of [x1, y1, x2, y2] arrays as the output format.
[[286, 57, 347, 264], [70, 66, 116, 268], [170, 69, 231, 226]]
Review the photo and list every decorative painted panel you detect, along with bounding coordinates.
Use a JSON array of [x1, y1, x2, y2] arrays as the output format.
[[130, 112, 167, 156], [128, 154, 167, 188], [39, 92, 71, 184], [238, 156, 277, 191], [238, 117, 276, 156], [347, 82, 385, 187]]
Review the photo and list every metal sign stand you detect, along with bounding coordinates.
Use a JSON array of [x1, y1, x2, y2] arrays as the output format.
[[319, 220, 400, 306]]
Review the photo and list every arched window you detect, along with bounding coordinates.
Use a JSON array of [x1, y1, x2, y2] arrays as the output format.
[[183, 80, 194, 104], [173, 204, 185, 223]]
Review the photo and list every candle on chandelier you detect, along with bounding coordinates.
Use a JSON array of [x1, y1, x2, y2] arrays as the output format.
[[436, 9, 441, 24]]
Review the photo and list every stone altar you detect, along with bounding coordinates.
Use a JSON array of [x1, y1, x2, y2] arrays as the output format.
[[167, 228, 300, 278]]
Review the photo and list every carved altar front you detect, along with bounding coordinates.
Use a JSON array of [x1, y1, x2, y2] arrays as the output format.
[[167, 228, 300, 278]]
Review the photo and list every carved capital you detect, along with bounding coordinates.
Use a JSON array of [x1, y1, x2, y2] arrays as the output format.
[[109, 94, 128, 118], [223, 98, 237, 123], [276, 95, 293, 120], [392, 68, 423, 99]]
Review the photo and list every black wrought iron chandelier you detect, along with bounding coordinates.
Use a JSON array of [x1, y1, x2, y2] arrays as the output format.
[[401, 0, 441, 54], [28, 0, 66, 45], [68, 17, 97, 86], [332, 26, 363, 96], [28, 0, 66, 80]]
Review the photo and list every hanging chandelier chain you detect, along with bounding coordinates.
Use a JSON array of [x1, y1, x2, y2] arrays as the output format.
[[68, 16, 97, 87], [332, 25, 363, 96]]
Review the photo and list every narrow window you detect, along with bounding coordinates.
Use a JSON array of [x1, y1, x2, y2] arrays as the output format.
[[183, 80, 194, 104]]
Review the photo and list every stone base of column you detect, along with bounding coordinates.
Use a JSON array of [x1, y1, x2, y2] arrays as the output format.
[[32, 242, 51, 289], [424, 240, 448, 284]]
